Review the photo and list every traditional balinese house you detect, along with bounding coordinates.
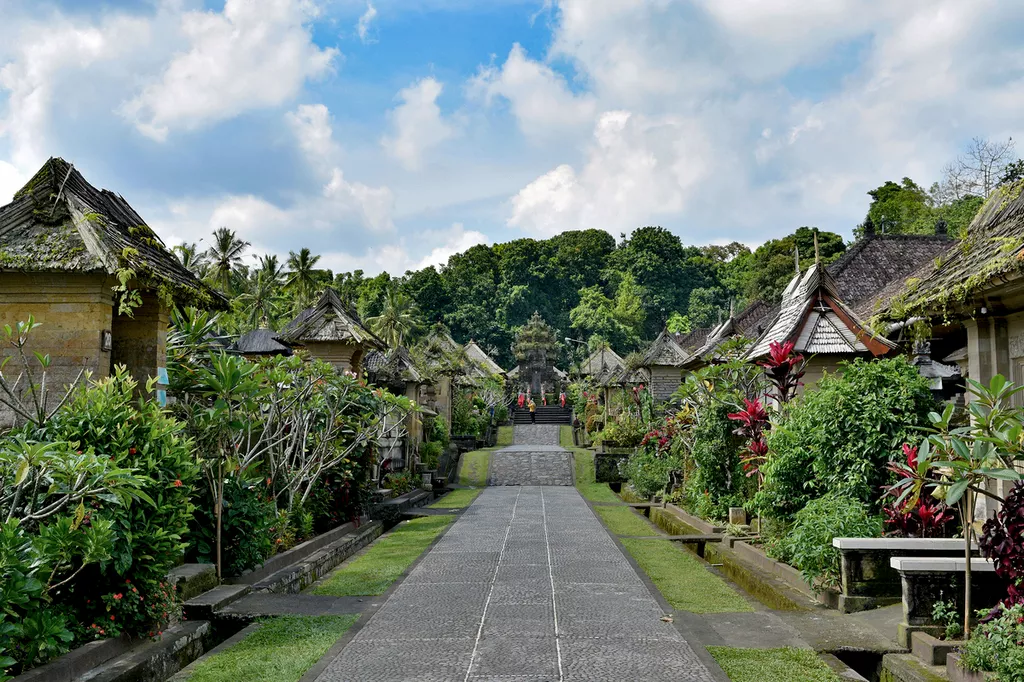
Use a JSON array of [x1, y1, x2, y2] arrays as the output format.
[[0, 157, 223, 423], [682, 300, 778, 372], [463, 340, 505, 379], [878, 184, 1024, 518], [641, 329, 690, 400], [415, 324, 463, 428], [364, 347, 429, 467], [674, 326, 713, 356], [231, 329, 293, 358], [277, 288, 383, 375], [745, 260, 897, 388]]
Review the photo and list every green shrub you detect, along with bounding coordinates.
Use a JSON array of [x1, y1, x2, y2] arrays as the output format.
[[188, 478, 276, 576], [959, 603, 1024, 681], [774, 494, 882, 589], [622, 449, 680, 498], [686, 402, 748, 520], [757, 358, 936, 521], [420, 441, 443, 469], [383, 470, 416, 495]]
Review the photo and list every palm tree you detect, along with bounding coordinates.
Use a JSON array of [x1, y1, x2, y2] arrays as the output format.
[[237, 269, 284, 330], [285, 248, 323, 309], [367, 287, 421, 348], [206, 227, 250, 294], [172, 242, 209, 279], [257, 254, 283, 281]]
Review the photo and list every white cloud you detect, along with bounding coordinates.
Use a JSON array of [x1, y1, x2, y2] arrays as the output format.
[[510, 110, 710, 236], [381, 77, 455, 170], [122, 0, 338, 141], [470, 43, 596, 141], [320, 223, 488, 274], [356, 2, 378, 43], [286, 103, 339, 172]]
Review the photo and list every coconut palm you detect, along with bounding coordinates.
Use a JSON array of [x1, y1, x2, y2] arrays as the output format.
[[285, 248, 323, 309], [367, 287, 421, 349], [172, 242, 209, 279], [205, 227, 250, 294], [236, 269, 284, 330]]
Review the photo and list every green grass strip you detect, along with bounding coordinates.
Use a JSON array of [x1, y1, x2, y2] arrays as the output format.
[[595, 505, 660, 537], [620, 538, 753, 614], [707, 647, 839, 682], [428, 488, 481, 508], [311, 515, 455, 596], [184, 615, 357, 682], [560, 424, 574, 448], [578, 482, 622, 503], [573, 446, 595, 483], [457, 449, 490, 486], [496, 425, 514, 447]]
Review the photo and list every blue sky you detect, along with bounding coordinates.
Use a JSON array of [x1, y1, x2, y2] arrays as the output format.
[[2, 0, 1024, 275]]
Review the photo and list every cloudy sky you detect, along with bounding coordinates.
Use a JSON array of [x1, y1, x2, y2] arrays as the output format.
[[1, 0, 1023, 275]]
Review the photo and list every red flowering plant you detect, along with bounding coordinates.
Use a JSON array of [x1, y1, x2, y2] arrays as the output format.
[[82, 580, 178, 640], [979, 482, 1024, 610], [757, 340, 806, 404], [727, 398, 771, 483]]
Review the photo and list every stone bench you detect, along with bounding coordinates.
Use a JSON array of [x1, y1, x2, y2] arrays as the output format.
[[831, 537, 975, 613], [889, 556, 1004, 648]]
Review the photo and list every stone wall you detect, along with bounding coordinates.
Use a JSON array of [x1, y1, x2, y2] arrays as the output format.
[[110, 290, 169, 394], [649, 365, 681, 400], [304, 340, 364, 375], [0, 273, 113, 427]]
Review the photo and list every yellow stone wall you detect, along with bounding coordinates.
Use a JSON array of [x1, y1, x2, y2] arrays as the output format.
[[110, 291, 170, 391], [303, 341, 365, 375]]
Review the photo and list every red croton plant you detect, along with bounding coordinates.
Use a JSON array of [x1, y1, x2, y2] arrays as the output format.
[[728, 340, 807, 482], [979, 482, 1024, 610]]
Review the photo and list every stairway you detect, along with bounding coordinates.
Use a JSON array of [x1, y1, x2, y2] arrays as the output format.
[[512, 405, 572, 425]]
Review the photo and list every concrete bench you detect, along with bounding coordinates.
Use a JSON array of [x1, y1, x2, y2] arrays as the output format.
[[889, 556, 1003, 647], [831, 537, 975, 613]]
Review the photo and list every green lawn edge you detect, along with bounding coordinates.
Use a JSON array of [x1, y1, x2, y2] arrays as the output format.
[[594, 505, 660, 536], [619, 538, 753, 614], [428, 488, 481, 508], [311, 515, 455, 596], [572, 448, 622, 503], [496, 425, 513, 446], [457, 449, 490, 486], [707, 647, 840, 682], [183, 615, 358, 682]]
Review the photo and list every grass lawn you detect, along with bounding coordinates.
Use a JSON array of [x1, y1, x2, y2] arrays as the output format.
[[311, 515, 454, 596], [457, 449, 490, 486], [620, 538, 753, 614], [428, 488, 481, 508], [594, 505, 659, 536], [578, 483, 623, 503], [560, 424, 574, 448], [571, 443, 623, 503], [184, 615, 357, 682], [496, 425, 514, 446], [708, 647, 839, 682]]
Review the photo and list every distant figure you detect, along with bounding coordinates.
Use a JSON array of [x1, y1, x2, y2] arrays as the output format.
[[542, 395, 547, 406], [517, 392, 525, 409], [528, 398, 536, 423], [559, 391, 566, 409]]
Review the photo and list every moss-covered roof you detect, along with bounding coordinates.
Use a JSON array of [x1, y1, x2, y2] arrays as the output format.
[[878, 182, 1024, 321], [0, 157, 224, 307], [279, 288, 383, 347]]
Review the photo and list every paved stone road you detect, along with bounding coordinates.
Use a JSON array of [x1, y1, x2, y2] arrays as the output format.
[[489, 425, 572, 486], [315, 486, 718, 682], [513, 424, 561, 446]]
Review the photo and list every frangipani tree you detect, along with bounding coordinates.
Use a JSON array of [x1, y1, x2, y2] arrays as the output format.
[[887, 375, 1024, 636]]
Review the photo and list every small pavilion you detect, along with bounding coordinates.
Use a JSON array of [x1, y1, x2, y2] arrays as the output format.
[[641, 329, 689, 400], [277, 288, 383, 375]]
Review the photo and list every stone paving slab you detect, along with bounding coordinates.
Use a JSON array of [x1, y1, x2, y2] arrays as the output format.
[[315, 486, 719, 682], [489, 451, 573, 486], [512, 424, 561, 446]]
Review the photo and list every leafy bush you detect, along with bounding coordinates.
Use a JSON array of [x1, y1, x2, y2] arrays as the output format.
[[420, 441, 443, 469], [187, 478, 276, 576], [686, 403, 748, 520], [773, 494, 882, 589], [757, 358, 936, 521], [383, 470, 417, 495], [959, 603, 1024, 681], [622, 449, 681, 498], [980, 482, 1024, 608]]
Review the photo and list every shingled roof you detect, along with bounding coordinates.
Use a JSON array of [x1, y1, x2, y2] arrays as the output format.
[[0, 157, 223, 306], [746, 263, 897, 359], [364, 347, 423, 384], [685, 299, 779, 366], [674, 327, 712, 353], [826, 233, 953, 318], [643, 329, 690, 367], [878, 184, 1024, 320], [231, 329, 292, 356], [464, 340, 504, 376], [278, 288, 382, 347]]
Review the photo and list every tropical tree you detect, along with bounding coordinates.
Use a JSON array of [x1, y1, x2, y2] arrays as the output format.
[[205, 227, 250, 294], [366, 287, 422, 348], [172, 242, 209, 279], [285, 248, 324, 310]]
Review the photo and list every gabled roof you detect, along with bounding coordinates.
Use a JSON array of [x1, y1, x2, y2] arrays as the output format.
[[364, 346, 423, 384], [231, 329, 292, 356], [878, 184, 1024, 319], [278, 288, 382, 347], [684, 300, 780, 367], [580, 347, 625, 378], [642, 329, 689, 367], [0, 157, 223, 306], [825, 233, 953, 317], [464, 340, 504, 376], [746, 263, 897, 359], [674, 326, 712, 353]]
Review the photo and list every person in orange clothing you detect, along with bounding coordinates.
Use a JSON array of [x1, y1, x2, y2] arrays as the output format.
[[528, 398, 536, 423]]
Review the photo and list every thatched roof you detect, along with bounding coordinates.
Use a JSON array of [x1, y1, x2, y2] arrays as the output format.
[[231, 329, 292, 356], [279, 288, 382, 347], [0, 157, 223, 306], [746, 263, 897, 359], [580, 346, 625, 379], [364, 347, 423, 384], [878, 184, 1024, 320], [684, 299, 779, 366], [464, 340, 504, 376], [674, 326, 712, 353], [826, 233, 953, 318], [642, 329, 689, 367]]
